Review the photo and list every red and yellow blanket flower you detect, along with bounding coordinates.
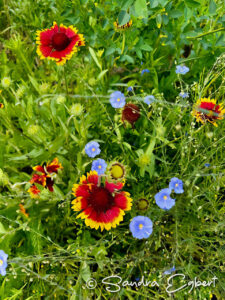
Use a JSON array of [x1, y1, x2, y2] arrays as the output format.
[[36, 22, 85, 65], [114, 20, 132, 30], [28, 158, 62, 198], [72, 171, 132, 231], [192, 98, 225, 127]]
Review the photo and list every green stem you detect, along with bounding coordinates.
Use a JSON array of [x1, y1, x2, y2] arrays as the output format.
[[187, 27, 225, 40], [63, 66, 69, 100]]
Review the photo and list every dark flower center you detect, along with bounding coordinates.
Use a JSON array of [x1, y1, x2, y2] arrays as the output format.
[[89, 186, 114, 212], [52, 33, 70, 51]]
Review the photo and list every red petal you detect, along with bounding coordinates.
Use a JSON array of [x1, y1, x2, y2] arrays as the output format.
[[46, 158, 62, 173], [33, 165, 45, 173], [87, 173, 98, 186], [80, 197, 88, 210], [46, 177, 54, 192], [104, 207, 120, 223], [114, 192, 129, 210], [83, 206, 93, 217], [105, 181, 123, 193], [30, 174, 46, 186], [76, 185, 90, 198]]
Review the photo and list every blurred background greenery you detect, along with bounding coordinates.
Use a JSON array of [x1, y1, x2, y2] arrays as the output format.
[[0, 0, 225, 299]]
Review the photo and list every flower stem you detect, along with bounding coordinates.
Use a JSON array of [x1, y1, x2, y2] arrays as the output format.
[[63, 66, 69, 100]]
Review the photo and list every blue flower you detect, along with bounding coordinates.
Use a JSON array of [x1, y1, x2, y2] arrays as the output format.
[[141, 69, 150, 76], [0, 250, 8, 276], [204, 163, 210, 167], [163, 266, 176, 275], [91, 159, 107, 175], [127, 86, 133, 92], [175, 65, 189, 75], [85, 141, 101, 158], [179, 92, 189, 98], [154, 188, 175, 210], [129, 216, 153, 239], [109, 91, 126, 108], [144, 95, 155, 105], [169, 177, 184, 194]]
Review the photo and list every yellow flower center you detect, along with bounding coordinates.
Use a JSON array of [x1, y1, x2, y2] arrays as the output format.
[[139, 224, 143, 229], [98, 165, 102, 169], [117, 98, 121, 102], [175, 183, 178, 187], [163, 195, 167, 200], [0, 259, 3, 266], [111, 164, 124, 179], [92, 148, 96, 152]]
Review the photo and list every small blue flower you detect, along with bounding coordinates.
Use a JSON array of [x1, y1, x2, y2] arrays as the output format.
[[141, 61, 143, 65], [179, 92, 189, 98], [169, 177, 184, 194], [175, 65, 189, 75], [127, 86, 133, 92], [0, 250, 8, 276], [109, 91, 126, 108], [85, 141, 101, 158], [163, 266, 176, 275], [141, 69, 150, 76], [154, 188, 175, 210], [129, 216, 153, 239], [91, 158, 107, 175], [135, 277, 140, 281], [144, 95, 155, 105], [204, 163, 210, 167]]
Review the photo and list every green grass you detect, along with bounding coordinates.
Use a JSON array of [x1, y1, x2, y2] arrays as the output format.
[[0, 0, 225, 299]]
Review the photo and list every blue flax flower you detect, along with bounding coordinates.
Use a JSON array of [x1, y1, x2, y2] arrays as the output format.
[[154, 188, 175, 210], [127, 86, 133, 92], [179, 92, 189, 98], [129, 216, 153, 239], [0, 250, 8, 276], [110, 91, 126, 108], [163, 266, 176, 275], [144, 95, 155, 105], [91, 158, 107, 175], [204, 163, 210, 167], [175, 65, 189, 75], [141, 69, 150, 75], [85, 141, 101, 158], [169, 177, 184, 194]]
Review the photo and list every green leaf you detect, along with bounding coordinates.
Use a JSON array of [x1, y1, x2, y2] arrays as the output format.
[[0, 222, 8, 235], [28, 75, 40, 94], [118, 10, 130, 26], [105, 47, 116, 56], [120, 55, 135, 64], [169, 10, 183, 18], [89, 47, 102, 70], [8, 149, 44, 161], [97, 69, 108, 81], [140, 44, 153, 51], [135, 0, 148, 18], [209, 0, 217, 14], [184, 0, 201, 7], [80, 262, 91, 282], [121, 0, 135, 10], [145, 138, 156, 156]]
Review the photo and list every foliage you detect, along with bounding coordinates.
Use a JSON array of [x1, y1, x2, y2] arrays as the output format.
[[0, 0, 225, 298]]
